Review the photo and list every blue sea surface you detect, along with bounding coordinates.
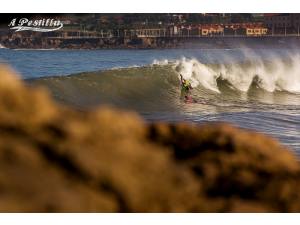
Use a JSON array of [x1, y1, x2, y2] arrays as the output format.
[[0, 48, 292, 79]]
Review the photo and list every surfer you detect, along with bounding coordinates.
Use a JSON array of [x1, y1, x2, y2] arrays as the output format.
[[180, 74, 192, 93], [180, 74, 194, 103]]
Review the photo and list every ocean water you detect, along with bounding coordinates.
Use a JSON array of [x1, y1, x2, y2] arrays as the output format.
[[0, 48, 299, 155]]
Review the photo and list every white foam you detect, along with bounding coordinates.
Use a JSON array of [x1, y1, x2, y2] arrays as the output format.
[[111, 64, 141, 70], [152, 59, 170, 66], [171, 52, 300, 94], [174, 57, 220, 93]]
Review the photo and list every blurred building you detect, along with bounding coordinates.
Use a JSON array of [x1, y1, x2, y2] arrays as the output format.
[[264, 13, 300, 29]]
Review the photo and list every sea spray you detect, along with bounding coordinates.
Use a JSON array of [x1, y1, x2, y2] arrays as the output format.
[[171, 50, 300, 94], [173, 57, 220, 92]]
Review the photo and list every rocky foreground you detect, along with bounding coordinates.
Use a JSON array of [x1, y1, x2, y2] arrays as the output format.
[[0, 65, 300, 212]]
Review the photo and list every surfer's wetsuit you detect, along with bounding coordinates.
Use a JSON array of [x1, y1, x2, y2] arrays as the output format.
[[180, 75, 192, 92], [181, 80, 191, 92], [180, 74, 193, 102]]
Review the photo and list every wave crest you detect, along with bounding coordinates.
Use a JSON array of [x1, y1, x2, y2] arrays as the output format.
[[172, 53, 300, 94]]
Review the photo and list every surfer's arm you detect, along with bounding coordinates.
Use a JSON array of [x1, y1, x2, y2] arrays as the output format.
[[179, 74, 183, 83]]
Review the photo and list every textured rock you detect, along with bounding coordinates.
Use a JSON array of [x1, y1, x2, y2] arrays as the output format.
[[0, 65, 300, 212], [148, 123, 300, 212]]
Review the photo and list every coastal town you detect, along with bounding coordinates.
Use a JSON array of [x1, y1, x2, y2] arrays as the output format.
[[1, 13, 300, 49]]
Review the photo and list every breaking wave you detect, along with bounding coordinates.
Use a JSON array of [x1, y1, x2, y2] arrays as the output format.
[[171, 53, 300, 94], [29, 53, 300, 112]]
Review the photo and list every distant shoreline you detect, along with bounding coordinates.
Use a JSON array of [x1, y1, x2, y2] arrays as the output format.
[[2, 36, 300, 50]]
